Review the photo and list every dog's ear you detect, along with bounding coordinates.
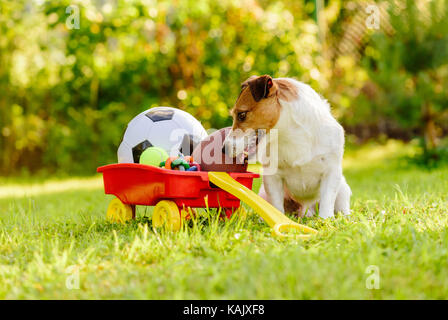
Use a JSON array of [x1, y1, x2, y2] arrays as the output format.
[[248, 75, 274, 102]]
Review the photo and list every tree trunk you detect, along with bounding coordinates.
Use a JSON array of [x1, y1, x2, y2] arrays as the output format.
[[422, 101, 439, 151]]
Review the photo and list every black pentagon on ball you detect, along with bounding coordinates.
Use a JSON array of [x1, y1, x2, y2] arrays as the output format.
[[179, 134, 200, 156], [132, 140, 153, 163], [145, 109, 175, 122]]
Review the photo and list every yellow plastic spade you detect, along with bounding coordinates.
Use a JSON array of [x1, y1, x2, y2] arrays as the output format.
[[208, 172, 318, 239]]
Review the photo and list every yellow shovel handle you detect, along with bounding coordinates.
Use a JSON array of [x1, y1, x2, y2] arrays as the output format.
[[208, 171, 318, 239], [272, 223, 317, 240]]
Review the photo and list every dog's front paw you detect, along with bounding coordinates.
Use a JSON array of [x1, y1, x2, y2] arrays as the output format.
[[303, 205, 316, 217], [318, 211, 334, 219], [305, 209, 316, 218]]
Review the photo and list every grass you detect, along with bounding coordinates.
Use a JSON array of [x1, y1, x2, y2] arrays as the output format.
[[0, 140, 447, 299]]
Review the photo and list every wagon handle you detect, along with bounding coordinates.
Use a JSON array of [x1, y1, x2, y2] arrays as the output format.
[[208, 172, 318, 239]]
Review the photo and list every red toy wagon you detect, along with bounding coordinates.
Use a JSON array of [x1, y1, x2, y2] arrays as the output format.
[[97, 163, 259, 230]]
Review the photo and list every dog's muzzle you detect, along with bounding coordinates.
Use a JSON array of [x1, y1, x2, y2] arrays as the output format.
[[223, 130, 260, 160]]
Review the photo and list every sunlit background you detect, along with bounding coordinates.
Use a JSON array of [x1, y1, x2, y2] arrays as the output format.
[[1, 1, 448, 301], [1, 0, 447, 175]]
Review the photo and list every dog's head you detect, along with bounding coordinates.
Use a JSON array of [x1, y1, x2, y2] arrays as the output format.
[[223, 75, 297, 158], [230, 75, 281, 133]]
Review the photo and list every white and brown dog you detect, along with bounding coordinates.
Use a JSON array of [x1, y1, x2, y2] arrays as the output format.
[[223, 75, 351, 219]]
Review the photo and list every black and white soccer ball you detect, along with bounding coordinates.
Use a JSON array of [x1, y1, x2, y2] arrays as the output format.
[[117, 106, 208, 163]]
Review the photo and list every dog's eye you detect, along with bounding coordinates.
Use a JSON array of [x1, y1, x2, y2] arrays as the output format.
[[237, 112, 247, 122]]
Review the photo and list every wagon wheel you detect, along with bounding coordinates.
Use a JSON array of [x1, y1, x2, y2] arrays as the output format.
[[152, 200, 182, 231], [106, 198, 135, 223]]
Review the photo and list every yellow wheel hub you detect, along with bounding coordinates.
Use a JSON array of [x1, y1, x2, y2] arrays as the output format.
[[106, 198, 134, 223], [152, 200, 181, 231]]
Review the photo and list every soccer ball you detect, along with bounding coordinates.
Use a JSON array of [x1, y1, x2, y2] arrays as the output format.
[[117, 106, 208, 163]]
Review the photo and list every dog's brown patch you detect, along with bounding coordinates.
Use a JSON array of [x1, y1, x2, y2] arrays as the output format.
[[230, 75, 298, 132], [231, 85, 280, 131], [284, 197, 302, 216]]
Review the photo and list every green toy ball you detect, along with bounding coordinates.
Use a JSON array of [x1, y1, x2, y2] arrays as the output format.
[[139, 147, 169, 167]]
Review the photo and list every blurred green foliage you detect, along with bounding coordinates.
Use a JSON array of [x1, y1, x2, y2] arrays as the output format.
[[0, 0, 323, 174], [352, 0, 448, 163], [0, 0, 447, 175]]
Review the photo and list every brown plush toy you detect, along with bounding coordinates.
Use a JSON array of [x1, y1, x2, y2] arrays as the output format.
[[192, 127, 248, 172]]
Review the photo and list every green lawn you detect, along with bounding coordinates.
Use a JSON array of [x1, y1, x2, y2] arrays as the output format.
[[0, 140, 447, 299]]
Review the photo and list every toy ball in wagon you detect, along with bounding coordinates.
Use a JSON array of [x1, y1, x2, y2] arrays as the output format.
[[117, 106, 208, 163]]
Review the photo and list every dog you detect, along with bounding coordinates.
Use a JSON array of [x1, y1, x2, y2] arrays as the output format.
[[223, 75, 351, 219]]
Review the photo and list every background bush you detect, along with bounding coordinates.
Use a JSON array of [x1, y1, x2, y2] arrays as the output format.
[[0, 0, 447, 175]]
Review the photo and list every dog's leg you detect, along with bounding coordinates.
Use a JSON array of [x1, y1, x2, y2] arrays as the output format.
[[318, 171, 342, 219], [303, 202, 317, 217], [335, 176, 351, 215], [263, 174, 285, 213], [258, 182, 268, 201]]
